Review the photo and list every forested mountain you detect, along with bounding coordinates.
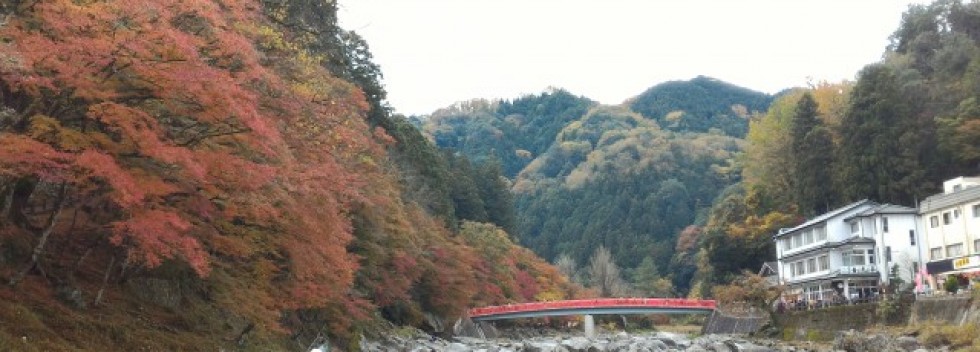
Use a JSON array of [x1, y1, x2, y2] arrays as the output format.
[[513, 107, 742, 270], [423, 90, 596, 177], [0, 0, 579, 350], [628, 76, 774, 137], [423, 80, 766, 295]]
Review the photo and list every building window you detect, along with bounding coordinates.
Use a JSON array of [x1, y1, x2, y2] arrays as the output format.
[[869, 249, 876, 265], [818, 255, 829, 271], [843, 250, 867, 266], [974, 204, 980, 218], [793, 234, 802, 248], [806, 258, 817, 273], [804, 229, 814, 244], [931, 247, 943, 260], [947, 243, 964, 257], [910, 230, 915, 246], [943, 212, 952, 225], [975, 239, 980, 254], [815, 226, 827, 241], [954, 209, 960, 219], [850, 221, 859, 234], [882, 217, 889, 233], [783, 238, 791, 251], [930, 216, 939, 228]]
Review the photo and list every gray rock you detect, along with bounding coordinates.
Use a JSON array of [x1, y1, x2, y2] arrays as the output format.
[[647, 339, 668, 351], [707, 342, 734, 352], [446, 342, 471, 352], [895, 336, 920, 351], [725, 340, 776, 352], [523, 341, 557, 352], [561, 337, 592, 352]]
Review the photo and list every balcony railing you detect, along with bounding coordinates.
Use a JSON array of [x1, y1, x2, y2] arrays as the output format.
[[838, 265, 877, 274]]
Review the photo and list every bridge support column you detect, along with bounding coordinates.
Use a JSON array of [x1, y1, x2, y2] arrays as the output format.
[[583, 314, 595, 338]]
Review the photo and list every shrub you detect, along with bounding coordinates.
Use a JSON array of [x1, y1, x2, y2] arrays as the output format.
[[919, 323, 978, 349], [945, 278, 960, 293]]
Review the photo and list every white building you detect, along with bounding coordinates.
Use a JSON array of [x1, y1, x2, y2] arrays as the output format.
[[844, 203, 921, 285], [774, 200, 919, 303], [919, 176, 980, 288]]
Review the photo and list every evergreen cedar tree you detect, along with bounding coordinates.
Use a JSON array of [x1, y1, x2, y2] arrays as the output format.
[[0, 0, 580, 346]]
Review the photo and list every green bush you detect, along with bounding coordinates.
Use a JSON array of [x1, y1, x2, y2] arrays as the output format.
[[945, 278, 960, 293]]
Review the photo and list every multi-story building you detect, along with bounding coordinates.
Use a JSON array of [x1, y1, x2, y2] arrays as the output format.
[[920, 176, 980, 288], [774, 200, 919, 303]]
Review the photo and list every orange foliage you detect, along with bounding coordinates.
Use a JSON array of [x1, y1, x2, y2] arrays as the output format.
[[0, 0, 583, 345]]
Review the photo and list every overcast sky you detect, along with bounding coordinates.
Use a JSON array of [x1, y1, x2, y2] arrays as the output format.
[[339, 0, 929, 116]]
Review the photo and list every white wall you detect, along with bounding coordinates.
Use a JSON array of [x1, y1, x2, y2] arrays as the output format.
[[923, 202, 978, 262], [875, 214, 919, 284]]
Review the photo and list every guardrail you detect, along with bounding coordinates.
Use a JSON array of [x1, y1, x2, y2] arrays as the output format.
[[469, 298, 716, 318]]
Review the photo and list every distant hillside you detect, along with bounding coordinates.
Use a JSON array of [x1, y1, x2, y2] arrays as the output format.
[[628, 76, 774, 137], [422, 78, 770, 293], [513, 106, 743, 275], [423, 89, 595, 177]]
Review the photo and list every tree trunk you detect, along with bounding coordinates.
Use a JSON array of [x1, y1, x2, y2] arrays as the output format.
[[94, 256, 115, 306], [9, 183, 68, 287]]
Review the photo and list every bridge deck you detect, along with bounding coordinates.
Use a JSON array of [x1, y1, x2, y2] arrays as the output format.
[[469, 298, 716, 321]]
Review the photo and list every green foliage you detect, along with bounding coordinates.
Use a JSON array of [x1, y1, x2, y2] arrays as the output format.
[[741, 91, 805, 209], [632, 256, 675, 298], [516, 113, 743, 284], [837, 64, 932, 205], [629, 76, 773, 137], [424, 89, 595, 177], [945, 276, 961, 293], [791, 93, 836, 215]]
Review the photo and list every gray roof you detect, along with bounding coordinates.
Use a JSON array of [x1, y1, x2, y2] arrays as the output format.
[[919, 185, 980, 214], [759, 261, 779, 276], [774, 199, 873, 238], [844, 203, 917, 221]]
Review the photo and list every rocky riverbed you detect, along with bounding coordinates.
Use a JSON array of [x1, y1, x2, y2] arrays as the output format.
[[360, 331, 820, 351], [359, 329, 945, 351]]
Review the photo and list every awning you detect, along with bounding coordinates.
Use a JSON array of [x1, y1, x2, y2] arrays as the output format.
[[938, 268, 980, 277]]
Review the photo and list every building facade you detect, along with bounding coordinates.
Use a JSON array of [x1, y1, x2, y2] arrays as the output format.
[[774, 200, 919, 304], [920, 176, 980, 289]]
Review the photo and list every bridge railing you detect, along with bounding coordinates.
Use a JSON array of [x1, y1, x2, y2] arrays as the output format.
[[469, 298, 716, 317]]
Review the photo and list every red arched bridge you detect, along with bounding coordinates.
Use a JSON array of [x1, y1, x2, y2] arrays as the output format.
[[468, 298, 716, 321]]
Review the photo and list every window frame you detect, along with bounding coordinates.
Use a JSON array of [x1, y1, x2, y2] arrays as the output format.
[[947, 243, 964, 258], [818, 255, 829, 271]]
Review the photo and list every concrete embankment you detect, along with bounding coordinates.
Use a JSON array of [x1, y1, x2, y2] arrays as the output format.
[[702, 310, 769, 335], [909, 294, 976, 325]]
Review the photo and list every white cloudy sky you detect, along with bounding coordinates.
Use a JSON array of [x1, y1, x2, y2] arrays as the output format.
[[339, 0, 929, 116]]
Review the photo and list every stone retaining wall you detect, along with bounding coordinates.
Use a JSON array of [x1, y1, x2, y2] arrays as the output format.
[[701, 310, 769, 335], [773, 303, 878, 341], [910, 294, 975, 325]]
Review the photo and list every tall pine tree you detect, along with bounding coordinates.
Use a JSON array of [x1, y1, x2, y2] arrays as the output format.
[[790, 93, 835, 215], [836, 64, 926, 205]]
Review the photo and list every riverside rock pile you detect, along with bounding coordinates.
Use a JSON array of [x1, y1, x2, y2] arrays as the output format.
[[361, 331, 793, 351]]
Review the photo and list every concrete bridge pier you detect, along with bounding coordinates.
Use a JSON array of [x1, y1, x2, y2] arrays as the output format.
[[583, 314, 595, 338]]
